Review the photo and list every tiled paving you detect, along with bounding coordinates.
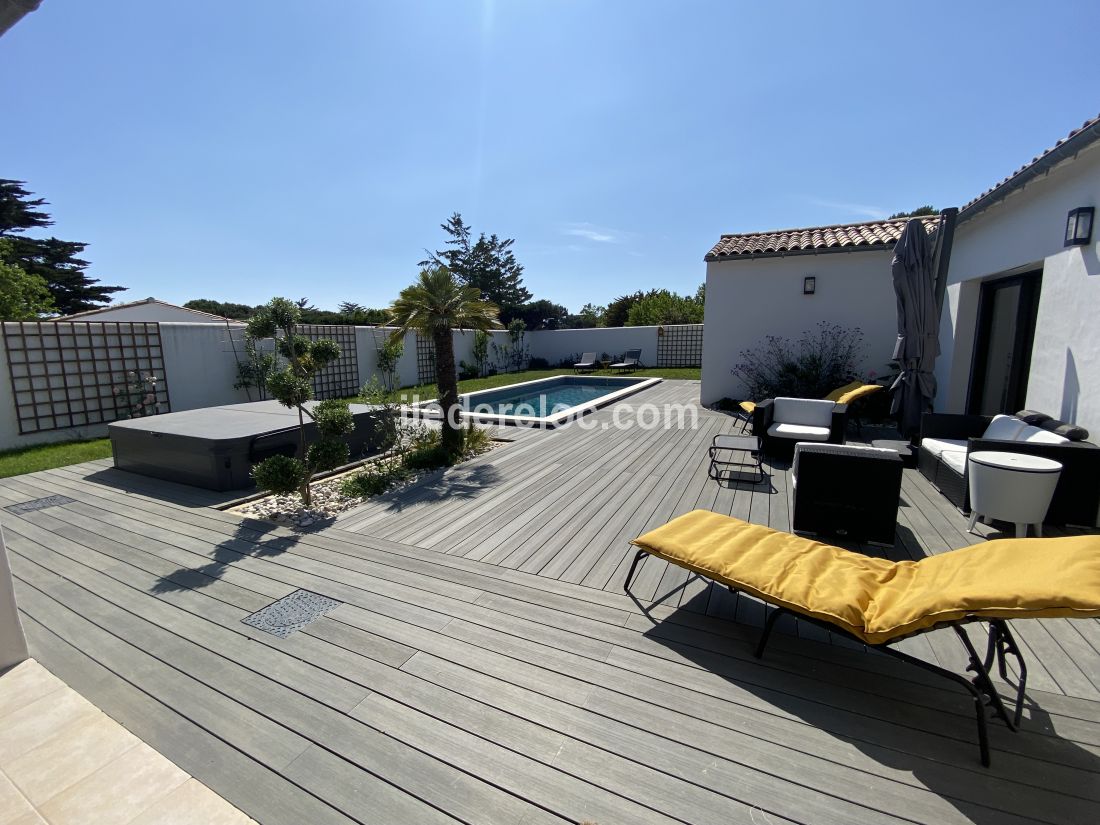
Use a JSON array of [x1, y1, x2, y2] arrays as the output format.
[[0, 660, 255, 825]]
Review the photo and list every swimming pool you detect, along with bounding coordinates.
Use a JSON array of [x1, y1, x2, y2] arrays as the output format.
[[427, 375, 662, 427]]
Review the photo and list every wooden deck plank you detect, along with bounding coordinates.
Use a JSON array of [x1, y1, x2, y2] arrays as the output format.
[[4, 381, 1100, 825]]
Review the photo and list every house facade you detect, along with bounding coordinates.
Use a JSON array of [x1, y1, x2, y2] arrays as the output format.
[[701, 114, 1100, 436], [701, 218, 931, 404]]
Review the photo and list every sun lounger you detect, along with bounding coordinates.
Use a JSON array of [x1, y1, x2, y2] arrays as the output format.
[[625, 510, 1100, 765], [573, 352, 599, 373], [610, 348, 642, 373]]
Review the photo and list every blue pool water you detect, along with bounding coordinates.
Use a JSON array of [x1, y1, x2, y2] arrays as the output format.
[[463, 376, 645, 418]]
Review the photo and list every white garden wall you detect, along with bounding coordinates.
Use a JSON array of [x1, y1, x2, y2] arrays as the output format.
[[700, 249, 898, 405], [936, 140, 1100, 436], [0, 321, 689, 451], [526, 327, 658, 368], [160, 322, 252, 410]]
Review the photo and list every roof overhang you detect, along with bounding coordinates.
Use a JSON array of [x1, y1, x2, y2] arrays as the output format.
[[705, 241, 898, 264], [958, 118, 1100, 225], [0, 0, 42, 37]]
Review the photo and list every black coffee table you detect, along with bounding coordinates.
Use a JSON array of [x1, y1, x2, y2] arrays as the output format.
[[708, 433, 764, 483]]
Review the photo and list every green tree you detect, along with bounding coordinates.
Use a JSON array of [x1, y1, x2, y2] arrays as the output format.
[[0, 239, 54, 320], [508, 299, 568, 330], [246, 297, 355, 506], [338, 301, 388, 325], [184, 299, 256, 319], [565, 303, 605, 328], [888, 205, 937, 219], [603, 291, 645, 327], [0, 180, 125, 314], [420, 212, 531, 310], [388, 267, 500, 456], [626, 288, 705, 326]]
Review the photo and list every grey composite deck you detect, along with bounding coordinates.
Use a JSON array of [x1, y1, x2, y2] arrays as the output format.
[[0, 379, 1097, 825], [339, 381, 1100, 703]]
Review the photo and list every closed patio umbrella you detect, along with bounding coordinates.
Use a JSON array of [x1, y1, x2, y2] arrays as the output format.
[[889, 218, 939, 439]]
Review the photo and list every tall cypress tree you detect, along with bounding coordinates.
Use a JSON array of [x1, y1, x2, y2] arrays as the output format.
[[420, 212, 531, 310], [0, 179, 125, 315]]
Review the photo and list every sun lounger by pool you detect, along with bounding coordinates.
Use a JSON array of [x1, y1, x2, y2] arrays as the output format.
[[573, 352, 599, 373], [610, 348, 642, 373], [625, 510, 1100, 765]]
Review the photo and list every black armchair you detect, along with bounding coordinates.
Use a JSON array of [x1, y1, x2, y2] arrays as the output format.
[[753, 398, 848, 459]]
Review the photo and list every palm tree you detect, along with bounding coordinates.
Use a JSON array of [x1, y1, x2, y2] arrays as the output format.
[[388, 267, 500, 455]]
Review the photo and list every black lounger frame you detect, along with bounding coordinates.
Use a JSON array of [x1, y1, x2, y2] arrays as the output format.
[[624, 549, 1028, 767]]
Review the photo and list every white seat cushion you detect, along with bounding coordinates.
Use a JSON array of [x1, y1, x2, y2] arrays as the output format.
[[769, 422, 831, 441], [772, 397, 836, 429], [920, 437, 968, 459], [1015, 424, 1070, 444], [941, 450, 968, 474], [982, 414, 1027, 441]]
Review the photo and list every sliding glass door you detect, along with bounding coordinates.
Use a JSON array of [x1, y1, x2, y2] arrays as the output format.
[[967, 271, 1042, 416]]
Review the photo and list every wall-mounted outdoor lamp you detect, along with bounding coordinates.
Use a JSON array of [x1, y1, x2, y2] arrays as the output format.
[[803, 276, 816, 295], [1065, 206, 1094, 246]]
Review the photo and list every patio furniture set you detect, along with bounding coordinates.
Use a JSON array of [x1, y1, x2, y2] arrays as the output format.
[[712, 385, 1096, 545]]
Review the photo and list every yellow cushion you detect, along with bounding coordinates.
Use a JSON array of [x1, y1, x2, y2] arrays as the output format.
[[824, 380, 863, 402], [739, 401, 756, 414], [835, 384, 883, 406], [630, 511, 1100, 645]]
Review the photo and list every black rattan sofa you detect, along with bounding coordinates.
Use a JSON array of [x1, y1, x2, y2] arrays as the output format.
[[918, 412, 1100, 526]]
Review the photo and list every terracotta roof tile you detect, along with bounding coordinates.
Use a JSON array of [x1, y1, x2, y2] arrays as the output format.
[[705, 216, 938, 261]]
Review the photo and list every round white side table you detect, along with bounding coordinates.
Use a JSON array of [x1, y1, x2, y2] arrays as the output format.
[[967, 451, 1063, 538]]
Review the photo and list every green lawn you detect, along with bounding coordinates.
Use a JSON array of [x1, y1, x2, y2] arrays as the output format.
[[351, 366, 700, 404], [0, 438, 112, 479]]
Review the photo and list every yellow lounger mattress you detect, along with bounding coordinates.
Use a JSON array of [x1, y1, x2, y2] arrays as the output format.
[[631, 510, 1100, 644]]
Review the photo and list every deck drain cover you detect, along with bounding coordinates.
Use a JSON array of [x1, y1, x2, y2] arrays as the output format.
[[241, 589, 342, 638], [4, 495, 75, 514]]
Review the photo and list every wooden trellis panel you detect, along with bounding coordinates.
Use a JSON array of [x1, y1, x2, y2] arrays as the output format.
[[2, 321, 171, 434], [416, 335, 436, 385], [656, 323, 704, 368], [298, 324, 359, 399]]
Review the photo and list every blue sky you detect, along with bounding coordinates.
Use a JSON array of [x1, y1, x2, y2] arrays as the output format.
[[2, 1, 1099, 313]]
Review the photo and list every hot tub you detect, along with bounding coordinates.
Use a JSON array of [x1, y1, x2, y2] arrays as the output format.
[[109, 400, 388, 491]]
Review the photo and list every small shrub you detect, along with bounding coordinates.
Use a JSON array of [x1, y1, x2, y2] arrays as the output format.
[[404, 443, 451, 471], [313, 398, 355, 436], [359, 375, 389, 404], [375, 334, 404, 391], [528, 356, 550, 370], [731, 322, 865, 400], [266, 369, 313, 408], [463, 423, 491, 455], [251, 453, 306, 495], [305, 438, 350, 473], [472, 329, 490, 377], [458, 360, 480, 380], [340, 462, 408, 498]]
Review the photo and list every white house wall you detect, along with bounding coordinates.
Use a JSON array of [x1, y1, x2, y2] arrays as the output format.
[[700, 250, 898, 405], [936, 141, 1100, 434]]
